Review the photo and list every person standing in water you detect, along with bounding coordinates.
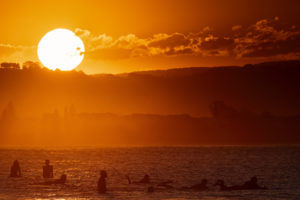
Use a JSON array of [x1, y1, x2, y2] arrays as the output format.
[[139, 174, 150, 184], [10, 160, 21, 177], [98, 170, 107, 194], [43, 160, 53, 178]]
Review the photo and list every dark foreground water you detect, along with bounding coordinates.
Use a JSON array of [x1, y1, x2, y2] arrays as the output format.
[[0, 146, 299, 200]]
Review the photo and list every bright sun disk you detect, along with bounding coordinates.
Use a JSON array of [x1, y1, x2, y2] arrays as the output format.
[[37, 28, 84, 71]]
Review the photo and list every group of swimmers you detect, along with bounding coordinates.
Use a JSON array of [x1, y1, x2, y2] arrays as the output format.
[[9, 160, 267, 194], [125, 175, 267, 193], [10, 160, 66, 185]]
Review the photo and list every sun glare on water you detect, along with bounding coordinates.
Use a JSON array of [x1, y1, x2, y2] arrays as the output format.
[[37, 28, 84, 71]]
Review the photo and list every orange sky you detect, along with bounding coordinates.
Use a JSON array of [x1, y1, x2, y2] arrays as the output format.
[[0, 0, 299, 74]]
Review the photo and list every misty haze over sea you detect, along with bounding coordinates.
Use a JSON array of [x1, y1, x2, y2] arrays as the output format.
[[1, 60, 300, 146]]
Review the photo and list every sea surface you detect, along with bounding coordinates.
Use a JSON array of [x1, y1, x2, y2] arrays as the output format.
[[0, 146, 300, 200]]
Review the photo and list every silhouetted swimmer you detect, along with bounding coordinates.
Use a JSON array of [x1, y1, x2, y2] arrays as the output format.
[[190, 179, 209, 191], [43, 160, 53, 178], [214, 179, 243, 191], [10, 160, 21, 177], [98, 170, 107, 194], [126, 174, 150, 184], [34, 174, 67, 185], [147, 186, 154, 193], [43, 174, 67, 185], [157, 180, 174, 189], [242, 176, 267, 190], [125, 175, 132, 184], [139, 174, 150, 184], [179, 179, 209, 191]]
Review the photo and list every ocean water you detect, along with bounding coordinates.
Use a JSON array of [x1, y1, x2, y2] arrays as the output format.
[[0, 146, 300, 200]]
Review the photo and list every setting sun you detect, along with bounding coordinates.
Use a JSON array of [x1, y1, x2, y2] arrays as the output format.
[[37, 28, 84, 71], [0, 0, 299, 199]]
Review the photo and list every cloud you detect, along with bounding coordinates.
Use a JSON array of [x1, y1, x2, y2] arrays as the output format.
[[148, 33, 191, 49], [0, 44, 36, 62], [75, 27, 231, 59], [0, 44, 23, 57], [232, 25, 242, 31], [233, 17, 300, 58], [75, 28, 113, 51], [2, 17, 298, 64], [76, 17, 299, 61]]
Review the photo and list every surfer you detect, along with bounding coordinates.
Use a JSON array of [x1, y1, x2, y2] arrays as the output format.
[[98, 170, 107, 194], [126, 174, 151, 184], [42, 174, 67, 185], [214, 179, 242, 191], [10, 160, 21, 177], [241, 176, 267, 190], [43, 160, 53, 178], [190, 179, 209, 191]]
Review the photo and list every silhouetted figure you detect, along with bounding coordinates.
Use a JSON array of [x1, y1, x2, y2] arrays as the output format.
[[125, 175, 132, 184], [98, 170, 107, 194], [126, 174, 150, 184], [242, 176, 267, 190], [10, 160, 21, 177], [43, 160, 53, 178], [214, 179, 242, 191], [190, 179, 209, 191], [180, 179, 209, 191], [157, 180, 174, 189], [41, 174, 67, 185], [139, 174, 150, 184], [147, 186, 154, 193]]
